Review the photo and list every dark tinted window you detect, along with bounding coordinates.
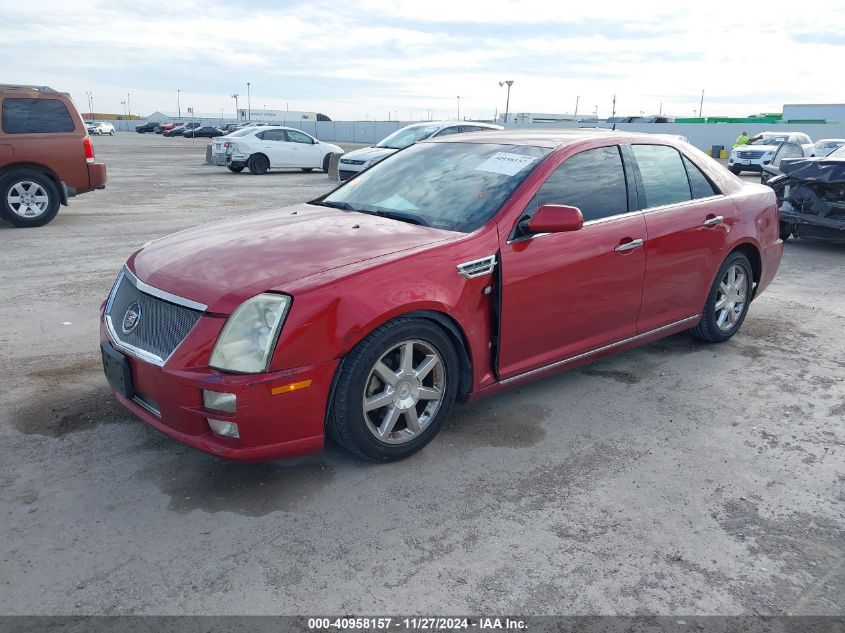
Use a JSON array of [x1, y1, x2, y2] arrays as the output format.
[[2, 98, 75, 134], [285, 129, 313, 144], [258, 129, 286, 141], [632, 145, 692, 207], [682, 155, 717, 198], [527, 145, 628, 222], [433, 126, 463, 137]]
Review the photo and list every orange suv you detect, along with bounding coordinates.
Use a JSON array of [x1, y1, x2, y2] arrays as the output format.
[[0, 84, 107, 227]]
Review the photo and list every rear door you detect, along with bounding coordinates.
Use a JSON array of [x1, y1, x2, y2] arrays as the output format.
[[497, 144, 647, 378], [256, 129, 291, 166], [628, 144, 734, 332], [285, 129, 321, 167]]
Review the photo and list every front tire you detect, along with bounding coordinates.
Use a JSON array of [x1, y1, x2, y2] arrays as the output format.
[[729, 165, 742, 175], [322, 154, 332, 173], [301, 167, 314, 172], [690, 252, 753, 343], [247, 154, 270, 175], [779, 222, 793, 241], [328, 318, 459, 461], [0, 171, 61, 228]]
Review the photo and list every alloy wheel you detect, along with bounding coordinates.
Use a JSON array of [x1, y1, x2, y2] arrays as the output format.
[[715, 264, 748, 331], [362, 339, 446, 445], [6, 181, 50, 218]]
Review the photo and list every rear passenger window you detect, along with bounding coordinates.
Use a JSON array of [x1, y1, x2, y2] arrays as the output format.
[[285, 130, 313, 144], [682, 156, 717, 198], [632, 145, 691, 207], [2, 98, 75, 134], [527, 145, 628, 222]]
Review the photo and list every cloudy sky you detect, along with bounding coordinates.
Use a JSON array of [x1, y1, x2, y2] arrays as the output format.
[[3, 0, 843, 121]]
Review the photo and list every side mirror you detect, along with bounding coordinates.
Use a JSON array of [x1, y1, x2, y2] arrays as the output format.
[[527, 204, 584, 233]]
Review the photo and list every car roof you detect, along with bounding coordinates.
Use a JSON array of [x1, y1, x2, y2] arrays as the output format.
[[423, 127, 650, 149], [399, 120, 502, 131]]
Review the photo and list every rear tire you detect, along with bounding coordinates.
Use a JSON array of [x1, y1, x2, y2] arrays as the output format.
[[327, 318, 459, 462], [690, 252, 753, 343], [0, 171, 61, 228], [247, 154, 270, 175], [322, 154, 332, 173], [300, 167, 314, 172], [729, 166, 742, 175], [227, 163, 245, 173]]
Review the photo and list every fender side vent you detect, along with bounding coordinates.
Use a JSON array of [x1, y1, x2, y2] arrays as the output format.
[[457, 255, 497, 279]]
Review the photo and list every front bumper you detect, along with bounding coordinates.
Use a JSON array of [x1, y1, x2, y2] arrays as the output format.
[[780, 209, 845, 243], [100, 321, 338, 462]]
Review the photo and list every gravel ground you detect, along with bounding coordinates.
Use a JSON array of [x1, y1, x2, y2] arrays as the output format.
[[0, 133, 842, 616]]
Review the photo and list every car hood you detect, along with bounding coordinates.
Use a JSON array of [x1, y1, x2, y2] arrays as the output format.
[[128, 203, 455, 313], [341, 146, 398, 163]]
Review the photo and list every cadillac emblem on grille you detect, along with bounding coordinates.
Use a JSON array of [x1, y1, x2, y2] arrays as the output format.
[[122, 302, 142, 334]]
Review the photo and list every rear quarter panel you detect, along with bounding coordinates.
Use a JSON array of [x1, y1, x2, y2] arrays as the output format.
[[0, 93, 90, 191]]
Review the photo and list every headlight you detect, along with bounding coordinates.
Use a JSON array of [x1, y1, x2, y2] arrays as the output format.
[[209, 293, 291, 373]]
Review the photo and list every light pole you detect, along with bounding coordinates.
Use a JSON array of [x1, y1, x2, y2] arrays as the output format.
[[177, 89, 181, 120], [456, 96, 460, 120], [246, 82, 251, 121], [126, 93, 131, 118], [85, 91, 93, 119], [499, 80, 514, 124], [574, 95, 579, 117], [699, 89, 705, 119], [231, 94, 239, 120], [120, 100, 126, 117]]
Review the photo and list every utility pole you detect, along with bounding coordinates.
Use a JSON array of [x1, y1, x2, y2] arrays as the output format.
[[611, 93, 616, 119], [659, 102, 663, 115], [574, 95, 579, 117], [85, 91, 93, 119], [246, 82, 251, 121], [499, 80, 514, 124], [126, 93, 131, 118], [231, 94, 239, 120], [699, 89, 705, 119], [456, 96, 461, 120], [177, 89, 181, 120]]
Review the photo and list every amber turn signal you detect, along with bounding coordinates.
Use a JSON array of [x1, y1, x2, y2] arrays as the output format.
[[270, 379, 313, 396]]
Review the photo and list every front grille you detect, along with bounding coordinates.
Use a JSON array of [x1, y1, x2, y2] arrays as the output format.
[[737, 150, 765, 159], [105, 271, 203, 365], [338, 170, 357, 180], [340, 159, 366, 165]]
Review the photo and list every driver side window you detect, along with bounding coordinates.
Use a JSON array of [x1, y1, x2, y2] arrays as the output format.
[[286, 129, 314, 144], [524, 145, 628, 223]]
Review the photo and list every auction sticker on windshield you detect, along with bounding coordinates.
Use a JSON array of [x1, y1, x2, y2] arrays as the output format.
[[475, 152, 537, 176]]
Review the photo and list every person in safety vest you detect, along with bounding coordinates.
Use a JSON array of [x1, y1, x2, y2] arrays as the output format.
[[734, 131, 750, 147]]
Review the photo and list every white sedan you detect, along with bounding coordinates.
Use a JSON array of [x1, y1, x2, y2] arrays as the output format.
[[212, 126, 343, 174]]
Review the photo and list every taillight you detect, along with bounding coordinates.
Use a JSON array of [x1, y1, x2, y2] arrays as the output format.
[[83, 136, 95, 163], [223, 141, 230, 148]]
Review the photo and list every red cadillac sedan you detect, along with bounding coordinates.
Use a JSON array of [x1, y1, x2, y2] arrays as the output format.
[[100, 130, 782, 462]]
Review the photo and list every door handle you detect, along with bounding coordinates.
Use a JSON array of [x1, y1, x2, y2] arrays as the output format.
[[702, 215, 724, 227], [614, 238, 644, 252]]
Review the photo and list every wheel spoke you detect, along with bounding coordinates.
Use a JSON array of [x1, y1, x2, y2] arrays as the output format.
[[716, 309, 727, 328], [414, 354, 439, 381], [418, 386, 441, 401], [719, 282, 730, 295], [12, 183, 26, 196], [364, 391, 393, 412], [373, 361, 399, 387], [404, 407, 420, 433], [400, 342, 414, 375], [727, 267, 736, 287], [715, 297, 728, 310], [378, 406, 401, 437]]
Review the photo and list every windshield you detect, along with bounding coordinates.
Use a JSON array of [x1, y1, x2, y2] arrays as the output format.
[[749, 135, 788, 145], [829, 146, 845, 158], [321, 142, 550, 232], [376, 125, 440, 149]]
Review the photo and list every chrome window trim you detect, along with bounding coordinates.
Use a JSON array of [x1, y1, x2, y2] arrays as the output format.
[[499, 315, 700, 385], [637, 194, 725, 214]]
